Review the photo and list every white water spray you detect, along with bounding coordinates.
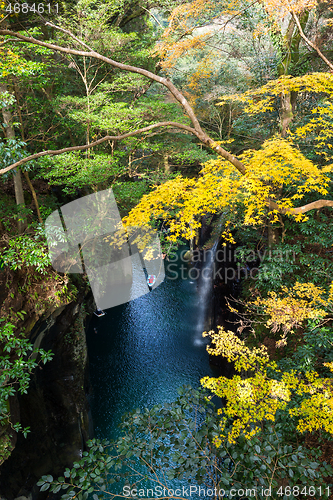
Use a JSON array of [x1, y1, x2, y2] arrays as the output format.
[[193, 239, 219, 346]]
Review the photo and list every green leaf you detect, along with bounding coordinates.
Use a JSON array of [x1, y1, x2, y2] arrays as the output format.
[[52, 485, 61, 494]]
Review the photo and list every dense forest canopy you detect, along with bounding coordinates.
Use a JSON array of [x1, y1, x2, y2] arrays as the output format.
[[1, 0, 333, 497]]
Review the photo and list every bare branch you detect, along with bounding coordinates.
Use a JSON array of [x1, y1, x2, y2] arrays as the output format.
[[141, 7, 163, 28], [269, 199, 333, 215], [0, 122, 198, 175], [0, 27, 246, 175], [44, 20, 94, 51], [0, 14, 10, 25], [292, 12, 333, 71]]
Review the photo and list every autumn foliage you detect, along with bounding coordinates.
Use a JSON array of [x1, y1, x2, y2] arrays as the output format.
[[201, 324, 333, 445]]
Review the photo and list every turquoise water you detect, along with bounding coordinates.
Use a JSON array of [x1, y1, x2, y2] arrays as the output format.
[[87, 249, 216, 439]]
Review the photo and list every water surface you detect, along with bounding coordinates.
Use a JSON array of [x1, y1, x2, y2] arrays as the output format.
[[87, 249, 216, 439]]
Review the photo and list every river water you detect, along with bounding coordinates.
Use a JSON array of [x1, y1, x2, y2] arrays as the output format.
[[87, 247, 217, 439]]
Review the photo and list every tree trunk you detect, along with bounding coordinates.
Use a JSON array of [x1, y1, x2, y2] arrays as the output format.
[[23, 171, 43, 224], [268, 200, 279, 247], [0, 83, 26, 232], [163, 154, 169, 174], [280, 91, 297, 138], [14, 85, 43, 224], [277, 13, 308, 137], [268, 219, 279, 247]]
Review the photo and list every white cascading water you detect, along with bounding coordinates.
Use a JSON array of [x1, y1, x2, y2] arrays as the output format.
[[193, 239, 219, 346]]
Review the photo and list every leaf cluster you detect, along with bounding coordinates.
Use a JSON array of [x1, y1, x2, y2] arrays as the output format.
[[0, 227, 51, 274], [38, 386, 332, 500]]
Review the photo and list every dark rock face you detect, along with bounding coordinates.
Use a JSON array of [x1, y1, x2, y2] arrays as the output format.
[[210, 241, 239, 378], [0, 295, 93, 500]]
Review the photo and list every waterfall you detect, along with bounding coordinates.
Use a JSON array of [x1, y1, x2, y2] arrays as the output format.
[[193, 239, 219, 346]]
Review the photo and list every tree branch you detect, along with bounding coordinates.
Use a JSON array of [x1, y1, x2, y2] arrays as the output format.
[[44, 19, 94, 52], [0, 122, 199, 176], [0, 27, 202, 130], [0, 13, 10, 25], [140, 7, 163, 28], [292, 12, 333, 71], [0, 27, 246, 175], [269, 199, 333, 215]]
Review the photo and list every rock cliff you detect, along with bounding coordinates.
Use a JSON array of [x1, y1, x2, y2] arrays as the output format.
[[0, 268, 93, 500]]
